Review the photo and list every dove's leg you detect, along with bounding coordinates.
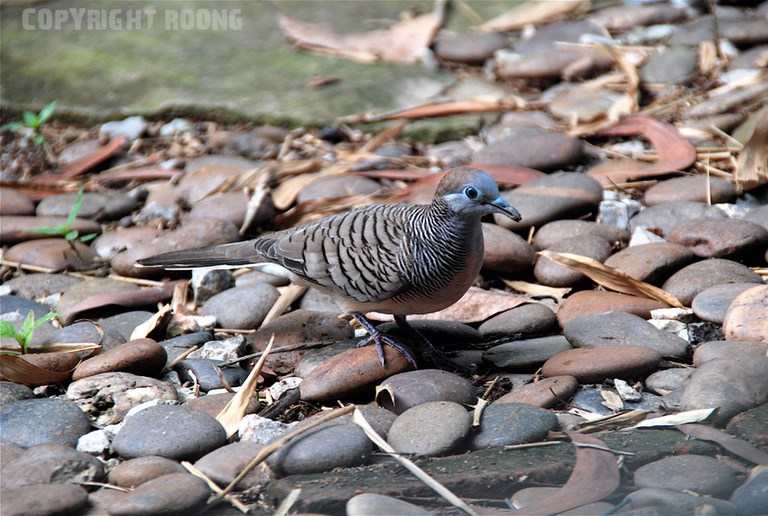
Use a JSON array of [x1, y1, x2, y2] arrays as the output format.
[[393, 315, 460, 370], [352, 312, 417, 368]]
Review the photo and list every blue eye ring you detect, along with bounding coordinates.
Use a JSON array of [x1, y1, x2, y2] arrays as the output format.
[[464, 186, 479, 200]]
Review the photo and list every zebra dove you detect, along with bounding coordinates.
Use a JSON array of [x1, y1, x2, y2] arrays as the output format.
[[138, 167, 521, 366]]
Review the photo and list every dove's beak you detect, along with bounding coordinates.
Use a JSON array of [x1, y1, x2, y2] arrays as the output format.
[[487, 196, 522, 221]]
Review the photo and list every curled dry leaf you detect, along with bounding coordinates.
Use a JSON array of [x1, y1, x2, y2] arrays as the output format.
[[679, 423, 768, 465], [519, 431, 620, 514], [502, 279, 571, 304], [538, 251, 684, 308], [278, 2, 444, 64], [368, 287, 530, 323], [480, 0, 589, 32], [587, 115, 697, 186], [129, 304, 172, 341], [0, 345, 98, 386], [735, 107, 768, 191], [60, 282, 177, 324]]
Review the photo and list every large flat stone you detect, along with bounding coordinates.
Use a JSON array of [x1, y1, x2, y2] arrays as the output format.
[[264, 429, 716, 514]]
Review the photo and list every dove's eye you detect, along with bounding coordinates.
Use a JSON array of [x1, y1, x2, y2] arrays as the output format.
[[464, 186, 479, 200]]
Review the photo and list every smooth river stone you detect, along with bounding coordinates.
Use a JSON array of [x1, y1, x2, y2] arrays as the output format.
[[5, 238, 97, 271], [662, 258, 763, 306], [564, 311, 688, 357], [469, 402, 558, 449], [692, 283, 759, 324], [604, 242, 698, 285], [484, 336, 571, 369], [481, 223, 535, 274], [534, 235, 613, 287], [723, 285, 768, 343], [377, 369, 475, 414], [474, 127, 584, 171], [108, 456, 186, 488], [644, 176, 737, 206], [495, 172, 603, 232], [72, 339, 166, 381], [478, 303, 556, 340], [543, 346, 661, 383], [532, 220, 628, 250], [387, 401, 471, 456], [0, 188, 35, 215], [0, 216, 101, 245], [105, 472, 210, 516], [633, 455, 740, 498], [1, 484, 89, 516], [36, 191, 139, 221], [669, 218, 768, 258], [496, 376, 578, 408], [557, 291, 666, 327], [433, 31, 509, 64], [629, 201, 726, 237], [0, 398, 92, 448], [112, 405, 227, 461]]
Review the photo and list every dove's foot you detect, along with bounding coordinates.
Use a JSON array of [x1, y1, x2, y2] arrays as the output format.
[[393, 315, 468, 372], [352, 312, 418, 368]]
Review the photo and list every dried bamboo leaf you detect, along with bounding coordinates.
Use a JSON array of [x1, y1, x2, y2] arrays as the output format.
[[735, 107, 768, 191], [216, 336, 273, 437], [480, 0, 589, 31], [260, 284, 307, 329], [538, 251, 684, 308], [502, 279, 571, 303], [632, 408, 716, 428], [28, 342, 101, 354], [352, 409, 477, 516]]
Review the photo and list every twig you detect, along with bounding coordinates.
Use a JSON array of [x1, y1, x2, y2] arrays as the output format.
[[353, 409, 477, 516], [274, 488, 302, 516], [504, 441, 562, 451], [73, 481, 131, 492], [213, 404, 355, 500], [218, 338, 341, 367], [573, 442, 636, 456], [181, 461, 250, 513], [165, 345, 199, 371]]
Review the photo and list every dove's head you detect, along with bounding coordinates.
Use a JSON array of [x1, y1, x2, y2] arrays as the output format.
[[435, 167, 521, 221]]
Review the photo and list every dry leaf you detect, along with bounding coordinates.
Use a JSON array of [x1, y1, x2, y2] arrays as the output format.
[[480, 0, 589, 31], [60, 282, 177, 324], [679, 424, 768, 465], [502, 279, 571, 303], [631, 408, 716, 428], [735, 107, 768, 191], [278, 2, 444, 64], [519, 432, 620, 514], [587, 115, 697, 186], [600, 389, 624, 411], [538, 251, 684, 308], [261, 284, 307, 328], [57, 137, 127, 178], [339, 97, 528, 124], [368, 287, 530, 323], [0, 354, 74, 386], [130, 304, 172, 340], [216, 336, 273, 438]]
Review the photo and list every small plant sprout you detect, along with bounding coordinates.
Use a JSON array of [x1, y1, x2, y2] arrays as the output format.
[[0, 101, 57, 146], [0, 311, 58, 354], [33, 187, 98, 242]]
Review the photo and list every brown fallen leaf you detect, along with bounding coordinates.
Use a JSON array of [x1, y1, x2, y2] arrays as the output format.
[[0, 345, 98, 386], [539, 251, 684, 308], [520, 431, 620, 514], [339, 97, 529, 124], [735, 107, 768, 191], [57, 137, 127, 178], [587, 115, 697, 186], [502, 280, 571, 305], [480, 0, 589, 32], [60, 282, 177, 324], [679, 424, 768, 465], [278, 1, 444, 64], [368, 287, 531, 323], [91, 167, 182, 186]]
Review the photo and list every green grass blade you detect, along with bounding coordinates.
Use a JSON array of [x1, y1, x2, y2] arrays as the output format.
[[38, 101, 57, 124], [20, 310, 36, 338], [0, 321, 18, 339], [79, 233, 98, 243], [0, 122, 23, 132], [33, 312, 57, 331], [23, 111, 39, 129], [66, 188, 86, 227]]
